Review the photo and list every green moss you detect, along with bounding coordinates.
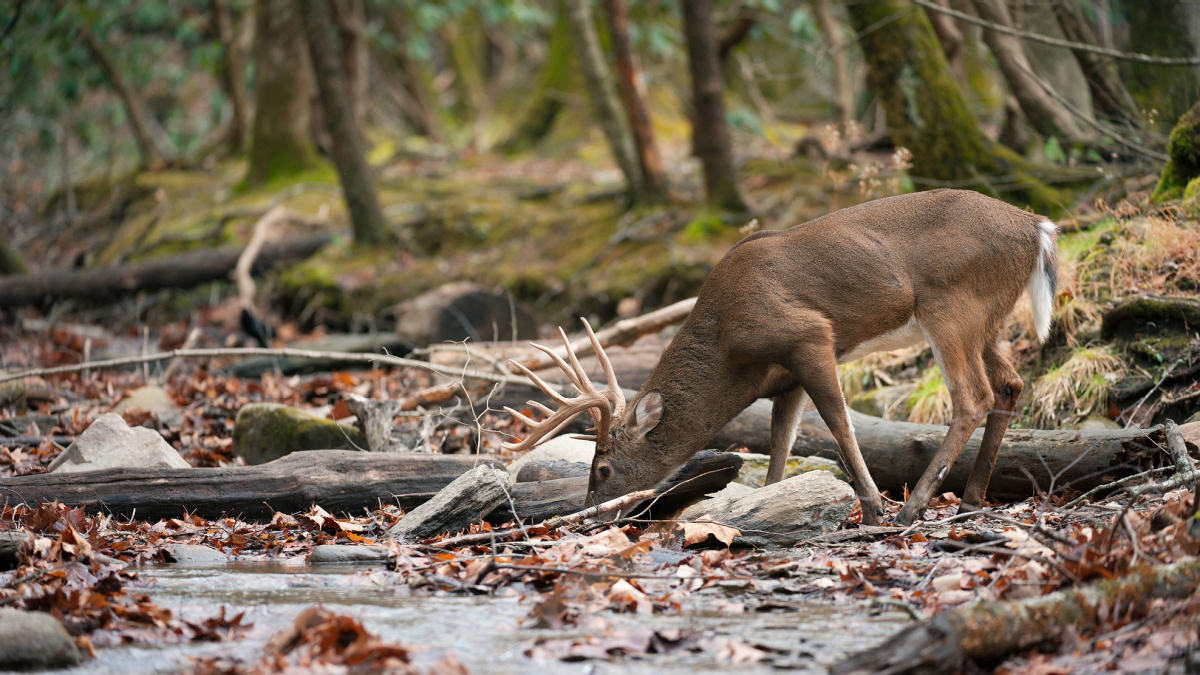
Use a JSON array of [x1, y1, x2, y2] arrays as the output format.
[[683, 214, 724, 242], [1153, 102, 1200, 202]]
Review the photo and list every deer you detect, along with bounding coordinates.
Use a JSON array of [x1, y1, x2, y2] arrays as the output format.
[[503, 189, 1058, 526]]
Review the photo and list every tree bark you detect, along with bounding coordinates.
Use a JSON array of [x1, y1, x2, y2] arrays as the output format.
[[443, 15, 487, 120], [971, 0, 1091, 144], [924, 0, 964, 83], [681, 0, 750, 213], [297, 0, 388, 246], [78, 24, 170, 169], [564, 0, 644, 201], [211, 0, 250, 153], [1050, 0, 1139, 127], [602, 0, 669, 204], [499, 2, 575, 153], [716, 8, 756, 64], [0, 234, 330, 307], [330, 0, 368, 127], [811, 0, 855, 129], [380, 10, 444, 143], [245, 0, 322, 187]]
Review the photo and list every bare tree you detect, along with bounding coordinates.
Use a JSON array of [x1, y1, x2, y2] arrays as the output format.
[[210, 0, 249, 152], [681, 0, 749, 213], [811, 0, 854, 129], [381, 9, 444, 143], [1050, 0, 1140, 127], [500, 2, 574, 153], [297, 0, 387, 245], [330, 0, 368, 127]]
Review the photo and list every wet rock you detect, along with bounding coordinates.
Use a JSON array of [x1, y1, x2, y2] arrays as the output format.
[[113, 385, 182, 425], [48, 412, 190, 474], [390, 465, 514, 540], [506, 436, 595, 478], [0, 609, 82, 669], [733, 453, 847, 487], [0, 531, 30, 570], [232, 403, 367, 465], [394, 281, 538, 347], [679, 470, 855, 547], [308, 544, 392, 563], [162, 544, 227, 563]]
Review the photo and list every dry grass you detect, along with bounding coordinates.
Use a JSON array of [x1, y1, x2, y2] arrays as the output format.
[[1083, 205, 1200, 300], [1027, 346, 1125, 429], [1052, 258, 1102, 347], [906, 365, 953, 426]]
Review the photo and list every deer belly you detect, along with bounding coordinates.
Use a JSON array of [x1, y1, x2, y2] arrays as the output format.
[[838, 316, 924, 363]]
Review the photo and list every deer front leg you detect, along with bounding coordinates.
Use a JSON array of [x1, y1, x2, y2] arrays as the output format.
[[767, 387, 809, 485]]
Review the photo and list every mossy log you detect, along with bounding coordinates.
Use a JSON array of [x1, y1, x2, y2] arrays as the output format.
[[1100, 294, 1200, 340], [1153, 100, 1200, 201], [833, 559, 1200, 674]]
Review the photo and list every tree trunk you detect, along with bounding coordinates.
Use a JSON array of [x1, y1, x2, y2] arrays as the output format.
[[211, 0, 249, 153], [1153, 100, 1200, 201], [680, 0, 750, 213], [380, 10, 444, 143], [330, 0, 368, 127], [78, 24, 169, 169], [602, 0, 669, 204], [564, 0, 643, 201], [716, 8, 756, 65], [971, 0, 1090, 145], [499, 2, 575, 153], [1125, 0, 1199, 127], [297, 0, 388, 246], [245, 0, 322, 187], [811, 0, 855, 129], [924, 0, 964, 83], [1050, 0, 1139, 127], [443, 15, 487, 120]]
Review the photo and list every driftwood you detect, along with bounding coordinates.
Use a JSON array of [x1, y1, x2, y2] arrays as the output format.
[[833, 559, 1200, 675], [0, 451, 502, 521], [0, 234, 330, 307]]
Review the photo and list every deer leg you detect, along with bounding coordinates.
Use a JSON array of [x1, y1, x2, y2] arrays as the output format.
[[895, 337, 992, 526], [960, 342, 1023, 513], [767, 387, 809, 485], [792, 352, 884, 526]]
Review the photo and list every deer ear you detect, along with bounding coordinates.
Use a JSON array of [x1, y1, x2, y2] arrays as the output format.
[[630, 390, 663, 439]]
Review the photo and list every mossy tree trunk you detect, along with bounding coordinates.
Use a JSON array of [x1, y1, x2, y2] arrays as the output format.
[[297, 0, 387, 246], [381, 9, 444, 143], [602, 0, 668, 204], [245, 0, 322, 187], [1050, 0, 1140, 127], [330, 0, 368, 128], [443, 13, 487, 122], [499, 2, 575, 154], [1153, 100, 1200, 201], [564, 0, 644, 201], [681, 0, 750, 213], [210, 0, 249, 153], [811, 0, 854, 129], [1125, 0, 1199, 127]]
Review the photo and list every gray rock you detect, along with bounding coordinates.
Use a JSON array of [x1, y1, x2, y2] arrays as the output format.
[[515, 459, 590, 482], [113, 385, 182, 425], [704, 481, 756, 501], [390, 465, 514, 540], [0, 609, 82, 669], [232, 403, 368, 465], [308, 544, 392, 563], [48, 413, 190, 474], [0, 531, 30, 570], [679, 470, 855, 547], [733, 453, 847, 487], [162, 544, 227, 564], [506, 436, 595, 478], [394, 281, 538, 347]]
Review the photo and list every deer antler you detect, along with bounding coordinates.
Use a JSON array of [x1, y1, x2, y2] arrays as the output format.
[[502, 318, 626, 454]]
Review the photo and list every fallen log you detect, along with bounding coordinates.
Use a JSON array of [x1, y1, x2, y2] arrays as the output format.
[[0, 233, 331, 307], [833, 559, 1200, 675], [0, 451, 502, 521], [717, 402, 1200, 502]]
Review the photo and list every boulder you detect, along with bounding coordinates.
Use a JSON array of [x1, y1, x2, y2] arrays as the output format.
[[0, 609, 82, 669], [113, 385, 182, 425], [0, 531, 30, 570], [733, 453, 847, 487], [506, 436, 595, 478], [394, 282, 538, 346], [232, 403, 367, 465], [679, 470, 855, 547], [308, 544, 392, 563], [48, 413, 190, 474], [704, 481, 756, 501], [390, 465, 514, 540], [162, 544, 227, 564]]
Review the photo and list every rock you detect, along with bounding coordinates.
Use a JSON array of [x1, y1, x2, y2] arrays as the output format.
[[113, 385, 182, 425], [0, 609, 82, 669], [515, 459, 590, 482], [704, 481, 756, 501], [1078, 416, 1122, 431], [0, 531, 30, 570], [394, 281, 538, 347], [848, 383, 916, 419], [506, 436, 595, 478], [679, 470, 855, 547], [390, 465, 514, 540], [225, 333, 416, 378], [733, 453, 847, 487], [162, 544, 227, 564], [47, 413, 190, 474], [232, 403, 367, 465], [308, 544, 392, 563]]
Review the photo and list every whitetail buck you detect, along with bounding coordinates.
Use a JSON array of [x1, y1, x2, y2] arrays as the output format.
[[504, 189, 1058, 525]]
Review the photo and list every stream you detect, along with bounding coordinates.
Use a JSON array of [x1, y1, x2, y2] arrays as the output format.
[[35, 560, 910, 674]]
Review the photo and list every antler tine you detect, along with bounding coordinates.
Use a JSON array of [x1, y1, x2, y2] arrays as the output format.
[[508, 359, 570, 406], [580, 317, 626, 421], [529, 340, 586, 391]]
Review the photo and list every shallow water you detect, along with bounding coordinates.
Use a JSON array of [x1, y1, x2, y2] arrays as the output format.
[[36, 561, 908, 674]]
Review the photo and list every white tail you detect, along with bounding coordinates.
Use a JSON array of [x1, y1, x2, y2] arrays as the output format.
[[1027, 220, 1058, 342]]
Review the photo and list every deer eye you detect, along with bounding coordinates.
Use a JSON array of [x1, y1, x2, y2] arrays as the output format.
[[597, 465, 613, 480]]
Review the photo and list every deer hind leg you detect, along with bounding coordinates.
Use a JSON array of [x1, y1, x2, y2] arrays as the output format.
[[788, 346, 884, 526], [895, 320, 994, 526], [960, 340, 1023, 513], [767, 387, 810, 485]]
